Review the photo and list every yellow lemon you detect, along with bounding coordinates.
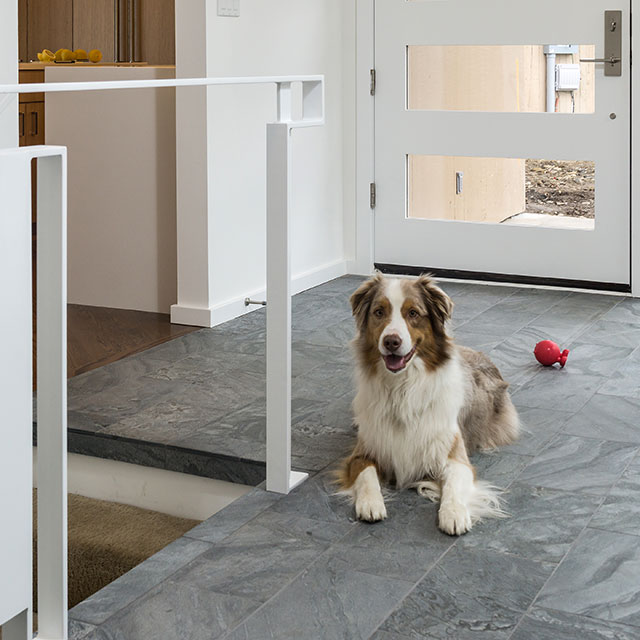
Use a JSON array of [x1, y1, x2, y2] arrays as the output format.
[[61, 49, 76, 61], [75, 48, 88, 61], [88, 49, 102, 63], [54, 48, 64, 61], [37, 52, 43, 61], [42, 49, 55, 62]]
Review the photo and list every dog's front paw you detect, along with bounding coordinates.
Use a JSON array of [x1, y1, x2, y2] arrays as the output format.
[[438, 501, 472, 535], [355, 493, 387, 522]]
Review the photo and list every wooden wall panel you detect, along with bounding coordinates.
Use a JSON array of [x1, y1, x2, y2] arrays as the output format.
[[18, 0, 28, 61], [138, 0, 175, 65], [409, 156, 526, 224], [73, 0, 116, 62], [409, 45, 595, 114], [26, 0, 73, 62]]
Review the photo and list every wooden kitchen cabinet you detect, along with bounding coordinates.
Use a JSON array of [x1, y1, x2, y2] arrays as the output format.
[[19, 103, 26, 146], [25, 102, 45, 146]]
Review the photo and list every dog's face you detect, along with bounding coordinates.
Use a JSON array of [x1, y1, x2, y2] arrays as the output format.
[[350, 275, 453, 374]]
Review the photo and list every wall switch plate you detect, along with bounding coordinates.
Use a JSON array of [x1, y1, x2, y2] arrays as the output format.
[[217, 0, 239, 17]]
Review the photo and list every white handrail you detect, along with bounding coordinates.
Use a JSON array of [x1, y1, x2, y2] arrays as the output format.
[[0, 74, 325, 127], [0, 74, 324, 94]]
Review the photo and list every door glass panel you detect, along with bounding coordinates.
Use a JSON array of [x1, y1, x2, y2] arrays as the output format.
[[408, 45, 595, 113], [408, 155, 595, 230]]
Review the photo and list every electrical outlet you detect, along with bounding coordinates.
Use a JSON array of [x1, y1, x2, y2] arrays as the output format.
[[217, 0, 239, 17]]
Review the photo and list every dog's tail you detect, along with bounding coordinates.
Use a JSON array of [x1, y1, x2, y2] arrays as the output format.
[[413, 479, 508, 523]]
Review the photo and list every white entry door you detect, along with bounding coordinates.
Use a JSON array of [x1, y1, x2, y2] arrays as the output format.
[[374, 0, 631, 291]]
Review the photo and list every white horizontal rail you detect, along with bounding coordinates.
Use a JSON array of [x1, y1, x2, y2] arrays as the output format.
[[0, 74, 323, 94], [0, 75, 325, 127]]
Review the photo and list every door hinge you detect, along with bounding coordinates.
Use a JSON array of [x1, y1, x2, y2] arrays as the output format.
[[370, 182, 376, 209], [370, 69, 376, 96]]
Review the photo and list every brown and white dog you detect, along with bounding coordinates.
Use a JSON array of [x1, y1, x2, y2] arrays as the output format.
[[338, 274, 519, 535]]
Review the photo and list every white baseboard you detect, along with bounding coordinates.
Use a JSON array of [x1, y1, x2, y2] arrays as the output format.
[[171, 259, 348, 328], [170, 303, 214, 327]]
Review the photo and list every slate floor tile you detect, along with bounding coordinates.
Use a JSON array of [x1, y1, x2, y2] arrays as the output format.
[[170, 510, 352, 603], [518, 434, 638, 496], [535, 528, 640, 626], [511, 368, 605, 413], [563, 394, 640, 444], [293, 318, 356, 351], [598, 352, 640, 400], [470, 450, 532, 489], [146, 352, 265, 386], [292, 361, 355, 400], [452, 327, 507, 353], [589, 454, 640, 537], [67, 376, 184, 427], [600, 297, 640, 323], [224, 554, 413, 640], [526, 294, 618, 344], [68, 619, 97, 640], [561, 341, 635, 378], [378, 546, 554, 639], [504, 406, 574, 456], [511, 607, 640, 640], [574, 318, 640, 349], [325, 489, 454, 582], [69, 537, 213, 625], [458, 483, 601, 563], [84, 579, 260, 640], [492, 287, 570, 314], [270, 470, 356, 523], [183, 487, 283, 544]]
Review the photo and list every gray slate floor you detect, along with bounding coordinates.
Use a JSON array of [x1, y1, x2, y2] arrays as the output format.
[[66, 276, 640, 639]]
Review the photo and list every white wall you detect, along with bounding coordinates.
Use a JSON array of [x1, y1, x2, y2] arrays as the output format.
[[0, 0, 18, 149], [174, 0, 352, 325]]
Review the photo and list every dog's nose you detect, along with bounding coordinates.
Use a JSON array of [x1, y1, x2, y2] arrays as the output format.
[[383, 334, 403, 353]]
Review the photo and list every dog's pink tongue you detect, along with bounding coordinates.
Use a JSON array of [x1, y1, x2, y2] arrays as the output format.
[[383, 354, 406, 372]]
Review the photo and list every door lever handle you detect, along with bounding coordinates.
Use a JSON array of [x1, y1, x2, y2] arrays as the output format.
[[580, 56, 621, 64]]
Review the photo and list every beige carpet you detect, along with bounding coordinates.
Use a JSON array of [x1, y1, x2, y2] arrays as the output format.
[[34, 490, 200, 609]]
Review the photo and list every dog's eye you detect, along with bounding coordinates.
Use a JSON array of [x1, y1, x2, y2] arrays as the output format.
[[373, 308, 384, 318], [408, 309, 419, 318]]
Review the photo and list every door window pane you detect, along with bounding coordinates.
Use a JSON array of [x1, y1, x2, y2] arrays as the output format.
[[408, 45, 595, 113], [408, 155, 595, 230]]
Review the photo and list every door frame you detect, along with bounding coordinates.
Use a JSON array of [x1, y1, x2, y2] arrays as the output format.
[[355, 0, 640, 297]]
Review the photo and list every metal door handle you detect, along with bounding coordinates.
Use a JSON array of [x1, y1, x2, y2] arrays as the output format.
[[580, 56, 621, 64], [583, 10, 623, 76]]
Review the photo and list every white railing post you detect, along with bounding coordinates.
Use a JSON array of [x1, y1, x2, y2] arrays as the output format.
[[36, 151, 68, 640], [265, 122, 308, 494], [0, 150, 33, 640]]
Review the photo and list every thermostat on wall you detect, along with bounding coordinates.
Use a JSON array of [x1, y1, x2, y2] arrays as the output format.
[[218, 0, 239, 17], [555, 64, 581, 91]]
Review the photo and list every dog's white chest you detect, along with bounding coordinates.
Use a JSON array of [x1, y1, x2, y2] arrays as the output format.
[[353, 359, 463, 487]]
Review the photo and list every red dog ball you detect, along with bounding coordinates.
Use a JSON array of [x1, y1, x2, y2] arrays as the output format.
[[534, 340, 569, 367]]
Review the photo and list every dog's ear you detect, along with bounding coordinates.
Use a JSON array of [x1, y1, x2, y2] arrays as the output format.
[[416, 274, 453, 327], [350, 275, 382, 329]]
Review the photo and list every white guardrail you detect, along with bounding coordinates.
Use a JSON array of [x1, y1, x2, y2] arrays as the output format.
[[0, 73, 324, 640]]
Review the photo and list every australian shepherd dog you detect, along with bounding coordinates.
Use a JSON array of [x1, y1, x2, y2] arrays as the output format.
[[338, 274, 520, 535]]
